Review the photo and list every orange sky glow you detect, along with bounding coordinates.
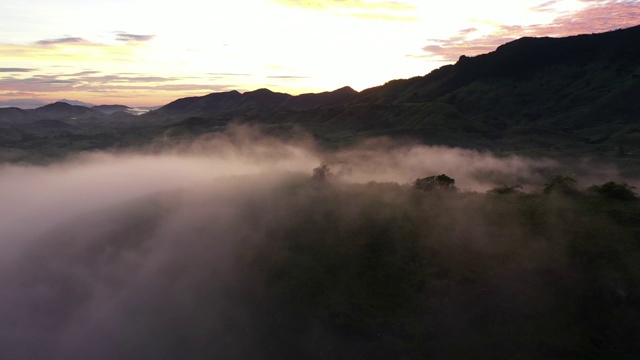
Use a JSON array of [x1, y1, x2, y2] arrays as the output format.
[[0, 0, 638, 106]]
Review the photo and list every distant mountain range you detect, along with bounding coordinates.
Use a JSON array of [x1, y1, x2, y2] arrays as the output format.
[[142, 25, 640, 156], [0, 24, 639, 168], [0, 101, 138, 126], [0, 99, 48, 109], [153, 86, 358, 119], [0, 101, 162, 125], [0, 99, 95, 109]]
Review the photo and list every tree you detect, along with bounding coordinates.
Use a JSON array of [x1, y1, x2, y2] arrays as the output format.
[[488, 184, 523, 195], [312, 163, 331, 182], [585, 181, 637, 201], [543, 175, 579, 195], [413, 174, 457, 192]]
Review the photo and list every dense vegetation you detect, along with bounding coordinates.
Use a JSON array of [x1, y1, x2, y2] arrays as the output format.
[[5, 170, 639, 359], [236, 175, 640, 359]]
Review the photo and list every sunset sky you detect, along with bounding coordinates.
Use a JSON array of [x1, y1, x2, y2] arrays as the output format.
[[1, 0, 638, 106]]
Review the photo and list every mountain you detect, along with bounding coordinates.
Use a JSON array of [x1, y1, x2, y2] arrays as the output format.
[[57, 99, 95, 107], [151, 86, 358, 119], [333, 25, 640, 152], [31, 102, 97, 120], [0, 107, 34, 125], [92, 105, 131, 114], [0, 25, 639, 168], [283, 86, 358, 110], [0, 102, 139, 126], [151, 25, 639, 157]]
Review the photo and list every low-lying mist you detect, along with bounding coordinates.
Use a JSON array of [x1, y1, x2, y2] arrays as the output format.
[[1, 126, 638, 359]]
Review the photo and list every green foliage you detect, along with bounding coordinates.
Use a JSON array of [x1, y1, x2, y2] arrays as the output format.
[[543, 175, 579, 195], [14, 174, 640, 359], [488, 184, 523, 195], [311, 163, 331, 182], [413, 174, 457, 192], [236, 179, 640, 358], [585, 181, 638, 201]]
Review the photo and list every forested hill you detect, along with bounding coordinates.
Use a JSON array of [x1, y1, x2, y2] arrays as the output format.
[[338, 24, 640, 152], [1, 25, 639, 166], [150, 25, 640, 158]]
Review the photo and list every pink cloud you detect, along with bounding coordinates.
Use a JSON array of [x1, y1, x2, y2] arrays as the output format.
[[421, 1, 640, 61]]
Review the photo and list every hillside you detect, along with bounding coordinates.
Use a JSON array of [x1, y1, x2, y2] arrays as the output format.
[[150, 86, 358, 119], [0, 25, 638, 168], [151, 25, 640, 160], [342, 25, 640, 154]]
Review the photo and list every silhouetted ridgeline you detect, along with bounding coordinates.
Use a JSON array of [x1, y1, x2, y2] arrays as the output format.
[[150, 86, 358, 118], [1, 25, 639, 166]]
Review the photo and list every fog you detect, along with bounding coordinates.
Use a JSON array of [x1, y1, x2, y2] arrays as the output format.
[[0, 126, 636, 359]]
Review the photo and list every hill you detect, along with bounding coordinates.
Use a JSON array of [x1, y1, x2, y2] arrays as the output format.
[[92, 105, 131, 114], [0, 25, 638, 168], [341, 25, 640, 154], [150, 86, 358, 120], [148, 25, 639, 161]]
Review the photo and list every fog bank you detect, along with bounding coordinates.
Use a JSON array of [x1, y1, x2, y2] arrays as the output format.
[[0, 127, 636, 359]]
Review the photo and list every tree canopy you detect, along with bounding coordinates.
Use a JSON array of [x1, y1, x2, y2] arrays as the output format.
[[413, 174, 457, 192]]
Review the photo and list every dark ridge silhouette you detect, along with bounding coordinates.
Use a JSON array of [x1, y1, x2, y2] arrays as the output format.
[[151, 86, 358, 119], [241, 88, 291, 107], [92, 105, 131, 114], [283, 86, 358, 110], [31, 102, 98, 120], [358, 24, 640, 103], [57, 98, 95, 107], [309, 24, 640, 155], [156, 90, 243, 116], [0, 107, 34, 124], [0, 25, 639, 166]]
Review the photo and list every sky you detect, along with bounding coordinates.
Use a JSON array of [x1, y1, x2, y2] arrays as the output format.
[[0, 0, 638, 107]]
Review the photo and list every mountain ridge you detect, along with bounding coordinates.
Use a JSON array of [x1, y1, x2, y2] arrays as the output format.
[[151, 86, 358, 119], [0, 25, 639, 167]]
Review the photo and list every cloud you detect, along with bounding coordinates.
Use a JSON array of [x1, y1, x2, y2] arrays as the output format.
[[419, 26, 515, 62], [0, 72, 207, 97], [40, 79, 76, 84], [529, 0, 563, 12], [276, 0, 415, 10], [420, 0, 640, 61], [115, 32, 156, 42], [266, 75, 311, 79], [65, 70, 102, 76], [207, 72, 253, 77], [548, 0, 640, 34], [0, 38, 234, 105], [458, 27, 478, 35], [0, 68, 35, 73], [349, 12, 417, 21], [0, 42, 130, 62], [36, 37, 88, 46], [274, 0, 417, 20], [87, 74, 179, 83]]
